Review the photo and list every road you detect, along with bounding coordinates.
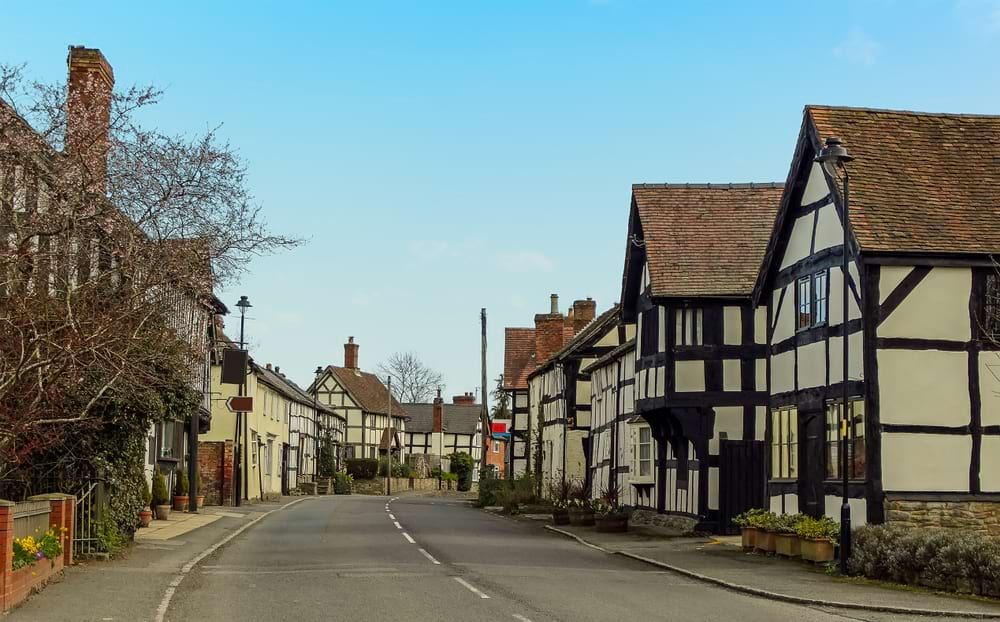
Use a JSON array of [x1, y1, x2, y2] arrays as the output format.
[[162, 495, 955, 622]]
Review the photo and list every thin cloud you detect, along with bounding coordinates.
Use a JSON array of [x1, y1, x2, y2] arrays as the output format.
[[494, 250, 554, 273], [833, 28, 880, 65]]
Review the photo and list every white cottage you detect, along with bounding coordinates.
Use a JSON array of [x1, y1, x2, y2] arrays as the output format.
[[620, 183, 782, 531], [584, 339, 638, 504], [754, 106, 1000, 532], [403, 391, 482, 479]]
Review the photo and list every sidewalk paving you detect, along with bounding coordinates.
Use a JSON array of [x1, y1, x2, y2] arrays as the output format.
[[134, 508, 224, 541], [546, 523, 1000, 617]]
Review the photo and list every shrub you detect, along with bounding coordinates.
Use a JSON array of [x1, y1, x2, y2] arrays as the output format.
[[732, 508, 770, 529], [511, 474, 538, 506], [333, 472, 353, 494], [391, 461, 412, 478], [318, 444, 337, 477], [174, 469, 189, 496], [478, 470, 506, 507], [151, 468, 169, 506], [796, 515, 838, 542], [449, 452, 474, 491], [850, 524, 1000, 596], [345, 458, 379, 480], [141, 479, 152, 508]]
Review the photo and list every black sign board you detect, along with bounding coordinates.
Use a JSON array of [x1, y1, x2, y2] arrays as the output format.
[[221, 349, 249, 385]]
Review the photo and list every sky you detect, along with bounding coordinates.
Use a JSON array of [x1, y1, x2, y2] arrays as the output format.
[[3, 1, 999, 404]]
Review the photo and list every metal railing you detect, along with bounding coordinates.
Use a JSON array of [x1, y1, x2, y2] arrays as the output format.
[[73, 479, 107, 559]]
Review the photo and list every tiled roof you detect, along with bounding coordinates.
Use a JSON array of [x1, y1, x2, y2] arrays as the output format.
[[324, 365, 408, 418], [632, 183, 783, 297], [401, 403, 482, 435], [581, 339, 636, 374], [805, 106, 1000, 254], [503, 327, 535, 390]]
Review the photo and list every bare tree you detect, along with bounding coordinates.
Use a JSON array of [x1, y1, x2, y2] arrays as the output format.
[[0, 54, 299, 498], [377, 352, 444, 403]]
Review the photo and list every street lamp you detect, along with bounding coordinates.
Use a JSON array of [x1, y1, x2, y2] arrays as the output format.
[[815, 137, 854, 575], [233, 295, 252, 507]]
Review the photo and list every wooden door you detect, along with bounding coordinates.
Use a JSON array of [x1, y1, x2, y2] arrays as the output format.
[[718, 440, 765, 534]]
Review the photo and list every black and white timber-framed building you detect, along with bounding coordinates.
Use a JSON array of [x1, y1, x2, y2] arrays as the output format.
[[620, 183, 782, 532], [755, 106, 1000, 532]]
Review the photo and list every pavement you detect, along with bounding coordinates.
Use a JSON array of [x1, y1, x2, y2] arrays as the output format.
[[10, 493, 1000, 621], [542, 522, 1000, 618], [134, 509, 223, 541]]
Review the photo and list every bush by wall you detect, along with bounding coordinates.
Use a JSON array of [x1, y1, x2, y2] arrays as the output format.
[[333, 472, 353, 494], [449, 452, 474, 492], [345, 458, 378, 480], [478, 471, 504, 507], [849, 524, 1000, 597]]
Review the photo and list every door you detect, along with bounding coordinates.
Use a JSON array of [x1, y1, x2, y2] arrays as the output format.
[[280, 443, 290, 496], [718, 440, 765, 534]]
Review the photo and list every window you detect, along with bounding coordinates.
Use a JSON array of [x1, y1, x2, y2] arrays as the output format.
[[493, 440, 501, 453], [676, 308, 703, 346], [985, 273, 1000, 342], [250, 432, 258, 466], [770, 407, 797, 479], [266, 439, 274, 476], [640, 308, 659, 356], [638, 426, 652, 477], [797, 270, 829, 330], [159, 421, 175, 458], [825, 398, 866, 479]]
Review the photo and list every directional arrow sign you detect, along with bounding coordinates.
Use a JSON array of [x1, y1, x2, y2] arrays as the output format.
[[226, 396, 254, 413]]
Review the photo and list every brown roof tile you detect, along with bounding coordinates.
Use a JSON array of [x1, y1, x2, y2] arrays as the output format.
[[325, 365, 407, 417], [632, 183, 783, 297], [806, 106, 1000, 254], [503, 328, 535, 390]]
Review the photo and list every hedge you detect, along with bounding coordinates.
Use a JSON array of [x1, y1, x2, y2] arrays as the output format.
[[849, 524, 1000, 597], [345, 458, 378, 480], [449, 452, 474, 492]]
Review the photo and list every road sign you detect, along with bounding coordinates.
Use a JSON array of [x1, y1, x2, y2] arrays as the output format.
[[226, 396, 254, 413]]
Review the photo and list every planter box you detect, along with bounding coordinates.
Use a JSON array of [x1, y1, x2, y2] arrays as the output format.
[[552, 509, 570, 525], [800, 537, 835, 563], [595, 514, 628, 533], [741, 527, 758, 549], [755, 530, 776, 553], [6, 556, 64, 611], [568, 509, 595, 527], [774, 533, 801, 557]]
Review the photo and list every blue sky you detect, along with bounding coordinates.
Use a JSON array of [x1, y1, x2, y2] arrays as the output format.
[[3, 1, 999, 402]]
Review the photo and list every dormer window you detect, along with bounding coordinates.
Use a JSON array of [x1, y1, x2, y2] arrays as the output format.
[[796, 270, 828, 330]]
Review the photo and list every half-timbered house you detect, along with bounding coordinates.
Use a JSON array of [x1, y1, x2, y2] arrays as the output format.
[[755, 106, 1000, 531], [403, 391, 482, 479], [584, 339, 639, 504], [527, 302, 627, 493], [621, 183, 781, 531], [309, 337, 408, 462], [503, 327, 536, 478]]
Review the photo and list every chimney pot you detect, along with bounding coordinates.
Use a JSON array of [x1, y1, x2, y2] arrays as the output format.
[[550, 294, 559, 314], [266, 363, 272, 371]]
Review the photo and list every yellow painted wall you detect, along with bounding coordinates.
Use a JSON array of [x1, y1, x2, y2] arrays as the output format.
[[878, 349, 970, 426], [878, 267, 971, 341], [882, 433, 971, 491]]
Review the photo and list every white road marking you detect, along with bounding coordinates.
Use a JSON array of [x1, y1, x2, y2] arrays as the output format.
[[393, 521, 402, 529], [418, 548, 441, 565], [512, 615, 534, 622], [453, 576, 489, 598], [153, 497, 311, 622], [402, 532, 416, 544], [388, 513, 395, 520]]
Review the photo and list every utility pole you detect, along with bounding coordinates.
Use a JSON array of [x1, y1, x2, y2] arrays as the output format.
[[386, 375, 392, 497], [480, 308, 489, 472], [234, 295, 252, 507]]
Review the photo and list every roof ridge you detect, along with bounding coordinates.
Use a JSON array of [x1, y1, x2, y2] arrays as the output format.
[[805, 104, 1000, 119], [633, 182, 784, 190]]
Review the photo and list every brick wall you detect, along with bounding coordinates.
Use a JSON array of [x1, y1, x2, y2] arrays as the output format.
[[885, 499, 1000, 537], [198, 440, 234, 506]]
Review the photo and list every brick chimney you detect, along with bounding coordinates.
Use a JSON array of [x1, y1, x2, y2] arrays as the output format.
[[344, 336, 359, 369], [266, 363, 273, 371], [432, 389, 444, 433], [452, 392, 476, 406], [66, 46, 114, 195], [534, 294, 565, 365], [572, 298, 597, 332]]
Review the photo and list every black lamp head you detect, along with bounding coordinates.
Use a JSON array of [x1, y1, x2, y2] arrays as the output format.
[[235, 295, 252, 310], [815, 136, 854, 175]]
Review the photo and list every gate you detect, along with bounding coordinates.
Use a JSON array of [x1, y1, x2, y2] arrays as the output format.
[[718, 440, 765, 535]]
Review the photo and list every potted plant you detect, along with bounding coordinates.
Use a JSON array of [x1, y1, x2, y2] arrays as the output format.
[[773, 513, 804, 558], [567, 498, 595, 526], [797, 515, 838, 563], [593, 484, 628, 533], [755, 512, 779, 554], [552, 499, 570, 525], [138, 479, 153, 528], [733, 508, 767, 549], [173, 468, 189, 511], [547, 479, 572, 525], [152, 468, 171, 520], [195, 469, 205, 508]]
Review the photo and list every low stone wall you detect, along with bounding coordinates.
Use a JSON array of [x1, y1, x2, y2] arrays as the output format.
[[885, 499, 1000, 536], [352, 478, 461, 495], [629, 509, 698, 534]]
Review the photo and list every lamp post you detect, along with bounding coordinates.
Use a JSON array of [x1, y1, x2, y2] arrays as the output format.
[[234, 295, 252, 507], [815, 137, 854, 575]]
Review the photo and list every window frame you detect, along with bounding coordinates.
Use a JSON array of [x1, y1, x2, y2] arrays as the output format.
[[770, 406, 798, 480], [824, 397, 867, 481], [796, 270, 829, 331], [637, 426, 652, 479], [675, 307, 704, 346]]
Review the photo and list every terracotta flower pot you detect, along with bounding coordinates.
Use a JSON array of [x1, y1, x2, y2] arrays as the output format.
[[155, 504, 171, 521], [800, 537, 835, 563], [568, 508, 595, 527], [196, 495, 205, 508], [138, 509, 153, 528], [552, 509, 570, 525], [173, 495, 189, 511], [741, 527, 757, 549], [774, 533, 801, 557], [595, 513, 628, 533], [756, 530, 776, 554]]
